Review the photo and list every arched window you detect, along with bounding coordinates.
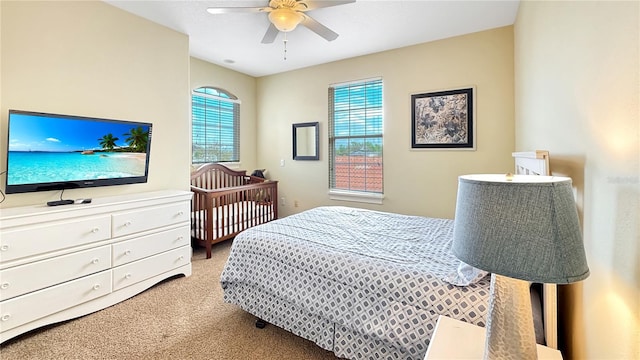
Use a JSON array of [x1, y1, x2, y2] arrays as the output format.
[[192, 86, 240, 163]]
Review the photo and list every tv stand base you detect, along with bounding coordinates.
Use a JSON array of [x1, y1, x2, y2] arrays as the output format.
[[46, 199, 74, 206]]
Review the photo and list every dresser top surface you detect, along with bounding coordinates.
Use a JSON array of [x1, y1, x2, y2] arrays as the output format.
[[0, 190, 192, 223]]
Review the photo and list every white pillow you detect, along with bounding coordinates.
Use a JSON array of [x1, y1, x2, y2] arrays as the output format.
[[443, 262, 489, 286]]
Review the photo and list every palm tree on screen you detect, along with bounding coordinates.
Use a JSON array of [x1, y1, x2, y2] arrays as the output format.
[[123, 126, 149, 152], [98, 133, 119, 151]]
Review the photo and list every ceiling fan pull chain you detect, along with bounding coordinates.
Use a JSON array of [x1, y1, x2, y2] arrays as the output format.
[[283, 33, 288, 61]]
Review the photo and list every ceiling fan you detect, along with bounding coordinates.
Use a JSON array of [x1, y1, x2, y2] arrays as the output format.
[[206, 0, 356, 44]]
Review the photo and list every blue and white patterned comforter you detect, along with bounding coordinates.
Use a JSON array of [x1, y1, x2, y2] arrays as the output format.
[[221, 206, 491, 359]]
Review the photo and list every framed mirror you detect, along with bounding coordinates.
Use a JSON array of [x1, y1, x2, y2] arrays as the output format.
[[293, 122, 319, 160]]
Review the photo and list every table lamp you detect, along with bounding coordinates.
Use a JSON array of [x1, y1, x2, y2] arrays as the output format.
[[452, 174, 589, 359]]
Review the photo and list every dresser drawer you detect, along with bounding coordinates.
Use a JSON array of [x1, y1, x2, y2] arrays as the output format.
[[111, 203, 190, 238], [0, 246, 111, 302], [0, 216, 111, 263], [112, 246, 191, 291], [112, 225, 190, 267], [0, 271, 111, 332]]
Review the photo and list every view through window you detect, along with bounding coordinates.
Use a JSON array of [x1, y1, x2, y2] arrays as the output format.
[[192, 86, 240, 163], [329, 78, 383, 193]]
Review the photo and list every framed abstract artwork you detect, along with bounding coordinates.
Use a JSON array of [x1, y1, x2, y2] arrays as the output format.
[[411, 87, 475, 149]]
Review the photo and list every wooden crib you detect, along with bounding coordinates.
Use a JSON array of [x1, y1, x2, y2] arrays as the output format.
[[190, 163, 278, 259]]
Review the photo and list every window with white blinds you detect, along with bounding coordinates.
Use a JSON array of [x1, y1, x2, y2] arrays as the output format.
[[192, 86, 240, 163], [329, 78, 383, 194]]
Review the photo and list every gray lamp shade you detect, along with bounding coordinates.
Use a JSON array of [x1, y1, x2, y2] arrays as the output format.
[[452, 174, 589, 284]]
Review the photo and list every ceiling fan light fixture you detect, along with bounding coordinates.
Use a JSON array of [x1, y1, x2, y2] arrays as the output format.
[[268, 8, 303, 32]]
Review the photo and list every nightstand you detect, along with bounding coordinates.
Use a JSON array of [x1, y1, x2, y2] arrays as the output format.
[[424, 315, 563, 359]]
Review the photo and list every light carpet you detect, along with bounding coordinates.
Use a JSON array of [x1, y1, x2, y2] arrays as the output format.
[[0, 241, 340, 360]]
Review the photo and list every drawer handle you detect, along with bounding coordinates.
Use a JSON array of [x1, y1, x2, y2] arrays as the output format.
[[1, 282, 9, 290], [0, 244, 9, 252], [93, 284, 101, 291], [91, 258, 100, 265], [1, 314, 11, 322], [125, 273, 132, 279], [178, 255, 185, 261], [177, 211, 185, 216], [176, 235, 184, 241], [125, 250, 132, 256], [91, 227, 100, 233], [124, 221, 132, 227]]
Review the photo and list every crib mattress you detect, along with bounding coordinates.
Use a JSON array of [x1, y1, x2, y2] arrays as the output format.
[[191, 200, 274, 239]]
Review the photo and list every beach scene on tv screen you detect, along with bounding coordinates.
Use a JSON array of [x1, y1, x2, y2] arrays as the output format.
[[7, 113, 150, 185]]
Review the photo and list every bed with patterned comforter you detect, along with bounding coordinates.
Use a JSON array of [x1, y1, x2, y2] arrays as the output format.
[[220, 206, 491, 359]]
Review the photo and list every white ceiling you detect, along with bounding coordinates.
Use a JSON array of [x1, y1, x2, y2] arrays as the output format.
[[104, 0, 520, 77]]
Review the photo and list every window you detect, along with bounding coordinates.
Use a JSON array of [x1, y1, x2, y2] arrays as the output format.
[[191, 86, 240, 163], [329, 78, 383, 198]]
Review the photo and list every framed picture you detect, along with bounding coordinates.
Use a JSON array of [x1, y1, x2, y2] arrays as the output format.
[[411, 87, 474, 149]]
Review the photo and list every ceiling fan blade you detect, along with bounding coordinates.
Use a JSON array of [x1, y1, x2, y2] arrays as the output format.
[[301, 0, 355, 11], [301, 15, 339, 41], [206, 6, 268, 14], [261, 23, 280, 44]]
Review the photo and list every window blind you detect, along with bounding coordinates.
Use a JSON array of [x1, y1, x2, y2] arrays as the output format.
[[192, 87, 240, 163], [328, 78, 383, 193]]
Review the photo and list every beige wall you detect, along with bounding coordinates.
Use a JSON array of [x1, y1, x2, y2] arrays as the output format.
[[515, 1, 639, 359], [190, 57, 258, 171], [257, 26, 515, 218], [0, 1, 191, 208]]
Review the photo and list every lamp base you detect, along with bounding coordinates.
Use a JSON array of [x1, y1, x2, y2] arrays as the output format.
[[483, 274, 538, 360]]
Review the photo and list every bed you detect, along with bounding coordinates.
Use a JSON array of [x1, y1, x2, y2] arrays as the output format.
[[220, 151, 556, 358], [190, 163, 279, 259]]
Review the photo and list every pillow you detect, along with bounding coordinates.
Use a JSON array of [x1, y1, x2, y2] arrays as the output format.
[[251, 169, 266, 178], [443, 261, 489, 286]]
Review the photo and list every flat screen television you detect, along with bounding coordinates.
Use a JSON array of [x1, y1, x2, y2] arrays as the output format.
[[5, 110, 152, 194]]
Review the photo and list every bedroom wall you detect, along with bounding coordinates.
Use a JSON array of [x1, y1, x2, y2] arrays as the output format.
[[256, 26, 515, 219], [189, 57, 258, 171], [514, 1, 639, 359], [0, 1, 191, 209]]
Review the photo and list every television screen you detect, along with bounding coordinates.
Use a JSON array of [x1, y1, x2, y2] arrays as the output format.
[[5, 110, 152, 194]]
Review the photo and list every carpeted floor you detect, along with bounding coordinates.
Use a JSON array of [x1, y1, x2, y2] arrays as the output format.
[[0, 241, 340, 360]]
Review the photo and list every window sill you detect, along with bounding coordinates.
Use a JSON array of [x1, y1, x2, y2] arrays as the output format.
[[328, 190, 384, 205], [219, 162, 241, 170], [191, 162, 241, 172]]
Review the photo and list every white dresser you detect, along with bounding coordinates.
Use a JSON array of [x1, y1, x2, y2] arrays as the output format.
[[0, 190, 193, 343]]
